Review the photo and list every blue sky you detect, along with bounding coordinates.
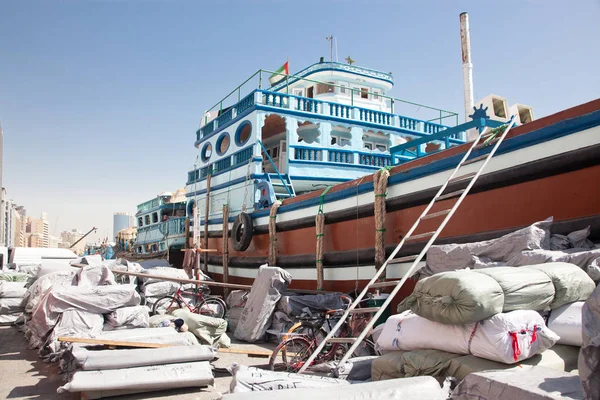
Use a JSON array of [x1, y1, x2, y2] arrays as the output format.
[[1, 1, 599, 242]]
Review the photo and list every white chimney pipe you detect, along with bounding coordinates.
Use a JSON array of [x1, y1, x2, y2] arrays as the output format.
[[460, 12, 474, 122]]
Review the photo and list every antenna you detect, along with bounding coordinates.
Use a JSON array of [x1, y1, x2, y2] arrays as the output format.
[[335, 37, 339, 62], [325, 35, 333, 62]]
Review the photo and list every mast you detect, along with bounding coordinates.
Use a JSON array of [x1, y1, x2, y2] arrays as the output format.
[[460, 12, 474, 122]]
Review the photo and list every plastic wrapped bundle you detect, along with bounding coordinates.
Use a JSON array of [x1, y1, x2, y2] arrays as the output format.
[[104, 305, 149, 330], [376, 310, 558, 364], [548, 301, 584, 346]]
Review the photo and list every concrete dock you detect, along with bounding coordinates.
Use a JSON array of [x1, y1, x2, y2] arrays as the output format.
[[0, 326, 277, 400]]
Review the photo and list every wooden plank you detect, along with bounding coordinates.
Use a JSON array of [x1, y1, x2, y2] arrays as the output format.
[[57, 337, 172, 348], [71, 264, 252, 290], [217, 347, 272, 357]]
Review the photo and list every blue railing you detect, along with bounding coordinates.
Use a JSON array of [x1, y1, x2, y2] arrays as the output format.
[[359, 108, 393, 125], [329, 103, 352, 119], [214, 156, 232, 173], [234, 146, 254, 165], [294, 146, 323, 161], [359, 153, 391, 167], [187, 145, 256, 185], [328, 149, 354, 164], [235, 92, 255, 115], [215, 108, 233, 127]]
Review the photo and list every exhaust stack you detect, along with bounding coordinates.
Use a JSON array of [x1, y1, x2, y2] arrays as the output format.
[[460, 12, 474, 123]]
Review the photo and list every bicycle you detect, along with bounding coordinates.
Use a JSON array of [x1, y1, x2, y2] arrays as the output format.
[[152, 284, 227, 319], [268, 307, 379, 372]]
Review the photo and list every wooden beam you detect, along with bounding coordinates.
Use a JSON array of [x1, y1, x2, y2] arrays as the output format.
[[217, 347, 274, 358], [57, 337, 172, 348], [71, 263, 252, 290]]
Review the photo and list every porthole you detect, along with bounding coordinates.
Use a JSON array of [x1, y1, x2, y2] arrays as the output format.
[[201, 142, 212, 162], [216, 132, 230, 156], [235, 121, 252, 146]]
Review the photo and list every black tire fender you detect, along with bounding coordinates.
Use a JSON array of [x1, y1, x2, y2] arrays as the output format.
[[232, 212, 253, 252]]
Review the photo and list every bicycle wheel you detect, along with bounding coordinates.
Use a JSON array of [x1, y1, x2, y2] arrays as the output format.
[[196, 297, 227, 319], [268, 337, 312, 372], [152, 296, 183, 316]]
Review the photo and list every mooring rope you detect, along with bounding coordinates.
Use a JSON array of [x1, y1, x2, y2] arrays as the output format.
[[315, 186, 331, 291], [268, 200, 282, 266], [222, 204, 230, 298], [374, 168, 390, 272]]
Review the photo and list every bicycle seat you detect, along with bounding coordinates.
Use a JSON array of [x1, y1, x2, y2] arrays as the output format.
[[299, 320, 322, 331]]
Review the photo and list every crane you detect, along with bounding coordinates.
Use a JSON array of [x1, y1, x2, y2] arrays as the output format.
[[70, 227, 97, 249]]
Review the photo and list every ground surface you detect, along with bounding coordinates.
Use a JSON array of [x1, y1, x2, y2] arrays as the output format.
[[0, 326, 277, 400]]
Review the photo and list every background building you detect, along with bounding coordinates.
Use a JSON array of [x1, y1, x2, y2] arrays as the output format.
[[113, 212, 134, 240], [59, 229, 86, 255], [27, 213, 50, 248]]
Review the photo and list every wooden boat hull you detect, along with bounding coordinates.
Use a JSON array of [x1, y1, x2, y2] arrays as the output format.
[[197, 99, 600, 298]]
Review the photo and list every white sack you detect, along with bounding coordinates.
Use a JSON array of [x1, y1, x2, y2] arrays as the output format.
[[58, 361, 214, 393], [0, 297, 24, 314], [70, 345, 215, 370], [76, 265, 116, 287], [376, 310, 558, 364], [224, 375, 446, 400], [234, 265, 291, 342], [141, 266, 189, 284], [0, 281, 27, 298], [229, 364, 349, 392], [104, 305, 149, 330], [0, 313, 21, 325], [46, 310, 104, 354], [142, 281, 191, 297], [87, 327, 199, 347], [548, 301, 584, 347], [37, 262, 79, 278], [28, 285, 140, 342]]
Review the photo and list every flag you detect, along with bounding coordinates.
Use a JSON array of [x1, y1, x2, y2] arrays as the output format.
[[269, 61, 289, 86]]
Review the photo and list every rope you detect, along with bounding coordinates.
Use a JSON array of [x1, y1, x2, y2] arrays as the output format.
[[354, 177, 365, 294], [222, 204, 230, 298], [315, 186, 331, 291], [203, 172, 212, 274], [241, 159, 252, 213], [268, 200, 282, 266], [373, 168, 390, 273]]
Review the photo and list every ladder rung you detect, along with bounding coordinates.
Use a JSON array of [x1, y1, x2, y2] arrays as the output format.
[[462, 154, 489, 166], [370, 280, 402, 289], [388, 254, 418, 264], [406, 231, 435, 241], [348, 307, 379, 314], [436, 189, 466, 201], [327, 337, 357, 343], [420, 209, 451, 220], [448, 172, 476, 183]]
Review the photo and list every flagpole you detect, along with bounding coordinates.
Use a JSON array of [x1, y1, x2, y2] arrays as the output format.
[[286, 56, 289, 94]]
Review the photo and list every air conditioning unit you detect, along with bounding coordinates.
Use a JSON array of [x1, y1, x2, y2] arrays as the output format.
[[475, 94, 510, 122], [510, 104, 535, 125]]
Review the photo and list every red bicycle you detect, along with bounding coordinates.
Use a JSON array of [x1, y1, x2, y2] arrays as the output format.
[[152, 284, 227, 319]]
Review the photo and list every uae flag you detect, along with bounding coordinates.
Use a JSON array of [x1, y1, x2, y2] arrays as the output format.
[[269, 61, 289, 86]]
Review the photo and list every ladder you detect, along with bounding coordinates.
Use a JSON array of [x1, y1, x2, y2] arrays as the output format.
[[297, 115, 517, 374], [266, 173, 296, 200]]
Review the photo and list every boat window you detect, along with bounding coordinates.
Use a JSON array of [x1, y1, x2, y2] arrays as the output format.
[[152, 212, 158, 223], [373, 90, 380, 100], [307, 86, 314, 98], [364, 143, 373, 150], [316, 82, 335, 95], [138, 217, 143, 227], [272, 146, 279, 158], [331, 137, 337, 145], [360, 88, 369, 99], [235, 121, 252, 146], [201, 143, 212, 162], [376, 144, 388, 152], [339, 84, 346, 95], [145, 215, 150, 225], [293, 89, 303, 97], [216, 132, 230, 155], [339, 138, 351, 146]]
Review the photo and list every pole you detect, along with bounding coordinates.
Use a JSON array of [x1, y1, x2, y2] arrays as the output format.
[[460, 12, 474, 123], [203, 173, 212, 273], [222, 204, 230, 298]]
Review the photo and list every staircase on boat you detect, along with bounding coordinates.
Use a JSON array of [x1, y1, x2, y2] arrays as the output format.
[[265, 173, 296, 200], [297, 113, 517, 375]]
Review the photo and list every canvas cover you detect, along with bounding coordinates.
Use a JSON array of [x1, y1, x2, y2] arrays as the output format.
[[0, 297, 23, 314], [76, 265, 116, 287], [376, 310, 558, 364], [400, 263, 593, 325], [104, 305, 149, 330], [45, 309, 104, 355], [23, 269, 78, 313], [58, 361, 214, 393], [68, 345, 215, 370], [28, 285, 140, 344], [234, 265, 292, 342], [579, 284, 600, 400], [225, 290, 248, 333], [548, 301, 583, 347], [171, 308, 230, 347], [0, 313, 21, 325], [277, 293, 346, 317], [422, 218, 552, 276], [450, 366, 584, 400], [223, 375, 447, 400], [507, 248, 600, 281]]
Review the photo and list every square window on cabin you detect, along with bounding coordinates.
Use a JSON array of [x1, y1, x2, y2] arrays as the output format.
[[360, 88, 369, 99], [138, 218, 143, 227], [376, 144, 388, 152], [340, 85, 346, 95], [340, 138, 351, 146], [364, 143, 373, 150], [317, 83, 334, 95], [145, 215, 150, 225], [331, 137, 338, 145], [152, 213, 158, 223], [272, 147, 279, 158], [373, 90, 380, 100], [293, 89, 303, 97]]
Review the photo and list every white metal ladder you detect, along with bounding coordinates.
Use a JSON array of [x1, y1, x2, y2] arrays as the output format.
[[298, 115, 517, 374]]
